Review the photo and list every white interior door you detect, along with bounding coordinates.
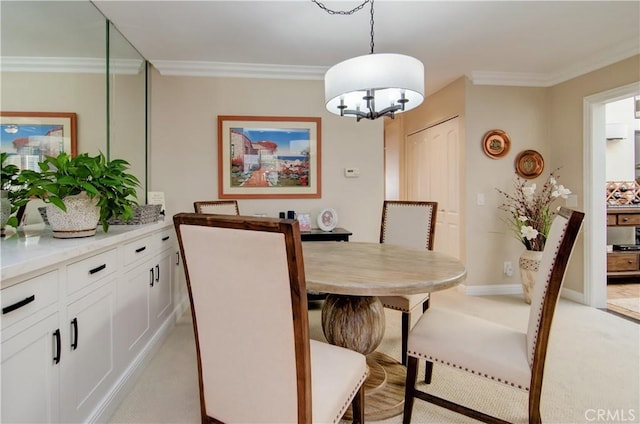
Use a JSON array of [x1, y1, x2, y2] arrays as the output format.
[[406, 117, 461, 259]]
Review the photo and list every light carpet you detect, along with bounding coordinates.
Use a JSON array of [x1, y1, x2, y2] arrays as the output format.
[[108, 289, 640, 424]]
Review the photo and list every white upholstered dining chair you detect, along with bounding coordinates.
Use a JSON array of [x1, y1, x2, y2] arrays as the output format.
[[378, 200, 438, 366], [173, 213, 368, 423], [402, 207, 584, 424], [193, 199, 239, 215]]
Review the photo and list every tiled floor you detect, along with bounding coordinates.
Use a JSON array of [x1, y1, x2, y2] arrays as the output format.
[[607, 282, 640, 321]]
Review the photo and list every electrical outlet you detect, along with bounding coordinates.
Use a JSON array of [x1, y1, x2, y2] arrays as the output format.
[[503, 261, 514, 277]]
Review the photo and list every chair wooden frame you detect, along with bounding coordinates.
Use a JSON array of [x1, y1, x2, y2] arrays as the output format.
[[193, 200, 239, 215], [403, 207, 585, 424], [379, 200, 438, 368], [174, 213, 365, 423]]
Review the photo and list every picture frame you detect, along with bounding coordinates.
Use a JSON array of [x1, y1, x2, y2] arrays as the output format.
[[0, 112, 77, 171], [297, 213, 312, 232], [317, 208, 338, 232], [218, 115, 321, 199]]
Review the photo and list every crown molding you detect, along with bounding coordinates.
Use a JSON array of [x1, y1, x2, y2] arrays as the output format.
[[471, 37, 639, 88], [151, 60, 326, 80], [0, 56, 145, 75]]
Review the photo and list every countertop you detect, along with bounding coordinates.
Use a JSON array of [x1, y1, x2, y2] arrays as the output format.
[[1, 220, 173, 284]]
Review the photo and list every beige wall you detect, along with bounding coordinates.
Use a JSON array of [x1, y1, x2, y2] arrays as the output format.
[[1, 72, 107, 155], [387, 55, 640, 296], [148, 68, 385, 242], [548, 55, 640, 293], [465, 83, 549, 288]]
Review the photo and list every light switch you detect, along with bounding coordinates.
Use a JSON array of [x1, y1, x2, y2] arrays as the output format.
[[477, 193, 485, 206]]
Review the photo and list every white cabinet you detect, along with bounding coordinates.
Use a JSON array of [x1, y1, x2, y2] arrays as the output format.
[[1, 313, 61, 423], [61, 280, 116, 423], [1, 269, 61, 423], [0, 221, 184, 423], [151, 230, 177, 327]]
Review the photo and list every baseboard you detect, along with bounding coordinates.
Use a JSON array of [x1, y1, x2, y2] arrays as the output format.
[[559, 287, 586, 304], [459, 283, 587, 305], [88, 309, 180, 423], [461, 283, 523, 296]]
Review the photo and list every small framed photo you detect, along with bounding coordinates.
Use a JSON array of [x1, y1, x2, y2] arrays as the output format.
[[317, 208, 338, 232], [297, 213, 311, 232]]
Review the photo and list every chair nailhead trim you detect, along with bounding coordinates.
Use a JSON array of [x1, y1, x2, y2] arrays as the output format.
[[528, 221, 568, 365], [407, 350, 529, 391], [381, 304, 410, 312], [333, 368, 369, 423]]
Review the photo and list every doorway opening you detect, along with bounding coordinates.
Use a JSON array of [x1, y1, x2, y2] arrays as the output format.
[[584, 82, 640, 314]]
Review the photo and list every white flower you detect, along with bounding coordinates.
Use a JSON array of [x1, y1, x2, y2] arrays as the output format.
[[522, 184, 536, 199], [552, 184, 571, 199], [520, 225, 539, 240], [518, 215, 529, 222]]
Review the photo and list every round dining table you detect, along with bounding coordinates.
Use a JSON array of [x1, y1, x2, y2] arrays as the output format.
[[302, 241, 467, 421]]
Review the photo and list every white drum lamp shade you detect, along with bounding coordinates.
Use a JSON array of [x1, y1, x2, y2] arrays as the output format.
[[325, 53, 425, 120]]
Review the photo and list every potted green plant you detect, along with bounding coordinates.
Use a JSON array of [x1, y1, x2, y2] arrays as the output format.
[[1, 152, 30, 233], [18, 152, 140, 238]]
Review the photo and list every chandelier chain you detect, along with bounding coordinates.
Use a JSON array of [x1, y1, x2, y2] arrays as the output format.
[[311, 0, 376, 54], [369, 0, 374, 54], [311, 0, 369, 16]]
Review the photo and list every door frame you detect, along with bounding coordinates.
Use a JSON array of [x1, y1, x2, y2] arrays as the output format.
[[583, 81, 640, 308]]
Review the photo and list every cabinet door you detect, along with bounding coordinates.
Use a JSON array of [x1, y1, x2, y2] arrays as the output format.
[[117, 260, 152, 366], [61, 281, 115, 423], [1, 313, 60, 423], [151, 249, 173, 327]]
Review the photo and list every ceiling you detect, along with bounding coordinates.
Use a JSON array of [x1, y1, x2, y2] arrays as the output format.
[[92, 1, 639, 96]]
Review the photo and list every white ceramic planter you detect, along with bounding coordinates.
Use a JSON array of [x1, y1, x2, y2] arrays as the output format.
[[519, 250, 543, 304], [46, 192, 100, 238], [0, 190, 11, 237]]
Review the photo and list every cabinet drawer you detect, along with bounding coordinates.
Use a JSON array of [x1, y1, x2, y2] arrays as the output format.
[[67, 249, 118, 294], [1, 270, 58, 330], [123, 235, 154, 266], [607, 215, 617, 226], [156, 229, 176, 252], [617, 214, 640, 226], [607, 253, 639, 272]]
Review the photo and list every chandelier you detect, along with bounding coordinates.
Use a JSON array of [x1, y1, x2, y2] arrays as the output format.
[[314, 0, 425, 121]]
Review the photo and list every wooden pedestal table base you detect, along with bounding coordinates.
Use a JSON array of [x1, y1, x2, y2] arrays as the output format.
[[321, 294, 406, 421]]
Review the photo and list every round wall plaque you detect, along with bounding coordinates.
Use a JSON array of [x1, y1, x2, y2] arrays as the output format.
[[482, 129, 511, 159], [515, 150, 544, 179]]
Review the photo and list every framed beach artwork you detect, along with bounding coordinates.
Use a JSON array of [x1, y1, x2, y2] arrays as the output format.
[[217, 115, 321, 199], [0, 112, 77, 171]]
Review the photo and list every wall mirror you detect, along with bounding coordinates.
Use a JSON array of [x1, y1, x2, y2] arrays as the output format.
[[109, 22, 147, 201], [0, 1, 147, 201]]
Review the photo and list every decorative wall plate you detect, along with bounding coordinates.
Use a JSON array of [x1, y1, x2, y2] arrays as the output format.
[[317, 208, 338, 231], [482, 129, 511, 159], [515, 150, 544, 179]]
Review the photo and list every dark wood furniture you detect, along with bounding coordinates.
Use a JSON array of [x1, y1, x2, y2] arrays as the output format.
[[193, 200, 240, 215], [402, 207, 584, 424], [378, 200, 438, 369], [173, 214, 366, 423], [301, 227, 352, 242], [607, 207, 640, 280]]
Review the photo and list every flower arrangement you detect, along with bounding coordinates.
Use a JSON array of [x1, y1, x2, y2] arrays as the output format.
[[497, 169, 571, 251]]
